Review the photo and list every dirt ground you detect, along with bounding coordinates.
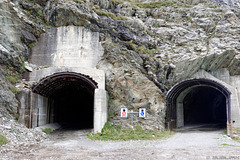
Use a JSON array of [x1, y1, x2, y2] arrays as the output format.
[[1, 126, 240, 160]]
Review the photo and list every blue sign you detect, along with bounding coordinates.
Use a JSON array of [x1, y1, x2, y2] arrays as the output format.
[[139, 108, 146, 118]]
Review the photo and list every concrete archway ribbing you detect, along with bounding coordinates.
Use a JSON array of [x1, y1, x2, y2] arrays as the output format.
[[32, 72, 98, 97]]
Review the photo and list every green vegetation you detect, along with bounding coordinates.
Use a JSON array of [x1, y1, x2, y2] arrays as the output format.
[[233, 137, 240, 143], [88, 122, 173, 141], [37, 10, 42, 16], [7, 74, 20, 84], [14, 113, 20, 120], [39, 65, 50, 69], [74, 0, 84, 4], [221, 143, 240, 147], [9, 87, 19, 95], [124, 41, 159, 55], [94, 9, 128, 20], [108, 112, 114, 121], [111, 0, 176, 8], [124, 41, 137, 51], [41, 128, 53, 134], [0, 135, 8, 145], [134, 1, 175, 8], [137, 45, 159, 55], [221, 129, 227, 135], [111, 0, 125, 3], [28, 41, 37, 49]]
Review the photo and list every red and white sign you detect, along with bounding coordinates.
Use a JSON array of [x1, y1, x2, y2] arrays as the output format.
[[121, 108, 128, 117]]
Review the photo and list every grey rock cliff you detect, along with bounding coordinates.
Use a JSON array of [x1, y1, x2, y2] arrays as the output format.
[[0, 0, 25, 118]]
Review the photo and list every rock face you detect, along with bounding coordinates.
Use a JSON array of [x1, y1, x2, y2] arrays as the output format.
[[0, 0, 24, 68], [97, 45, 165, 130], [210, 0, 240, 9], [0, 69, 18, 118], [0, 0, 25, 119], [1, 0, 240, 131]]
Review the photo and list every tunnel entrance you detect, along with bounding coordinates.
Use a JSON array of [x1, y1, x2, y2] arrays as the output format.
[[183, 86, 226, 128], [50, 87, 94, 129], [32, 72, 98, 130], [166, 79, 231, 131]]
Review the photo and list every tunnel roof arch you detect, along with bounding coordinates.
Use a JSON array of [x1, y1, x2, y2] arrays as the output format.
[[32, 72, 98, 97], [166, 78, 231, 100], [166, 78, 232, 127]]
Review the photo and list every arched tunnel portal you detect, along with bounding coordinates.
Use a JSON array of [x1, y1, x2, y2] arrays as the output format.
[[32, 72, 98, 129], [166, 78, 231, 130]]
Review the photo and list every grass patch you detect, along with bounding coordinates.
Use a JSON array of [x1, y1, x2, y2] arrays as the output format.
[[124, 41, 137, 51], [221, 129, 227, 135], [7, 75, 20, 84], [14, 113, 20, 120], [111, 0, 125, 3], [0, 135, 8, 145], [233, 137, 240, 143], [74, 0, 84, 4], [9, 87, 19, 95], [134, 1, 175, 8], [41, 128, 53, 134], [88, 122, 173, 141], [94, 9, 128, 20], [28, 41, 37, 49], [124, 41, 159, 55], [109, 0, 189, 9], [221, 143, 240, 147]]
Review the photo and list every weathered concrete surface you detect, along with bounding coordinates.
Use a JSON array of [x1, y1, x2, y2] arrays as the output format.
[[230, 75, 240, 137], [94, 89, 108, 133], [29, 26, 104, 68]]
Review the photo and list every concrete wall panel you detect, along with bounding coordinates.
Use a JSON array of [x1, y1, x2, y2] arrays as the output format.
[[94, 89, 108, 133], [30, 26, 104, 68]]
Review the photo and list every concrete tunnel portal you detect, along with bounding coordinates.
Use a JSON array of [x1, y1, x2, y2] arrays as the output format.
[[32, 72, 98, 129], [166, 78, 231, 130]]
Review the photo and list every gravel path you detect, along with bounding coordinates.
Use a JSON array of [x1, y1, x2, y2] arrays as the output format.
[[1, 127, 240, 160]]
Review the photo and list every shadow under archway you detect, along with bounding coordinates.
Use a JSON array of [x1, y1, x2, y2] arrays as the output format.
[[50, 87, 94, 129], [183, 86, 226, 128]]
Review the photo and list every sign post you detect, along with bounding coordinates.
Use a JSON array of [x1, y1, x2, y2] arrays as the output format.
[[129, 110, 138, 128], [121, 108, 146, 128]]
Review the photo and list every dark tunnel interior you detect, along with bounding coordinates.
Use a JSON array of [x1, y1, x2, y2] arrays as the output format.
[[183, 86, 227, 128], [50, 87, 94, 129]]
